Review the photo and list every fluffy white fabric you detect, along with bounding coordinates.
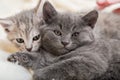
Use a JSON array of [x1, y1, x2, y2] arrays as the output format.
[[0, 50, 32, 80]]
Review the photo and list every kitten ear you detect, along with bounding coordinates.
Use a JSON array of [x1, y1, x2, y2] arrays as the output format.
[[34, 0, 46, 16], [0, 19, 14, 32], [43, 1, 57, 23], [34, 0, 42, 13], [82, 10, 98, 29]]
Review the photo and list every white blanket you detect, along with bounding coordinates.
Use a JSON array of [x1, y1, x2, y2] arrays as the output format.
[[0, 50, 32, 80]]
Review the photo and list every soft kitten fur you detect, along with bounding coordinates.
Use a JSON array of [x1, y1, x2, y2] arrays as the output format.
[[94, 12, 120, 40], [79, 9, 120, 80], [78, 10, 120, 40], [8, 1, 120, 80], [0, 0, 43, 52], [92, 12, 120, 80], [35, 2, 120, 80]]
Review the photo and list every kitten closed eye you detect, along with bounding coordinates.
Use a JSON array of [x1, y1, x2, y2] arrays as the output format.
[[72, 32, 79, 37]]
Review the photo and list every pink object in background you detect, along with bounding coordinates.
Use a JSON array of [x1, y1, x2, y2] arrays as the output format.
[[97, 0, 120, 14]]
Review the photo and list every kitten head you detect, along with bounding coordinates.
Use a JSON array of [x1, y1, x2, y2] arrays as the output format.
[[42, 1, 98, 56], [0, 0, 44, 52]]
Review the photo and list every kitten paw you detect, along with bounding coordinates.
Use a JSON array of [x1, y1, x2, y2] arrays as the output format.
[[7, 53, 19, 63], [7, 52, 31, 65]]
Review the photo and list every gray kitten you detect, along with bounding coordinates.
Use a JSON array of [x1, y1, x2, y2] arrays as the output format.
[[33, 2, 120, 80], [34, 2, 120, 80], [8, 1, 120, 80]]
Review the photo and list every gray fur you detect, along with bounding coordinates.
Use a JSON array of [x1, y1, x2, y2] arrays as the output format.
[[94, 12, 120, 40], [41, 2, 97, 56]]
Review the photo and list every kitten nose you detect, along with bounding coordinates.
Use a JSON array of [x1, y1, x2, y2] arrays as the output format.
[[61, 41, 69, 46], [26, 48, 32, 52]]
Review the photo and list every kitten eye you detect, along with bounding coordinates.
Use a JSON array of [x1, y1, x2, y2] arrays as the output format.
[[16, 38, 24, 43], [54, 30, 62, 36], [72, 32, 79, 37], [33, 34, 40, 41]]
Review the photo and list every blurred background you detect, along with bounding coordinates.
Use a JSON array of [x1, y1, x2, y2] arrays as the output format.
[[0, 0, 119, 53], [0, 0, 97, 18]]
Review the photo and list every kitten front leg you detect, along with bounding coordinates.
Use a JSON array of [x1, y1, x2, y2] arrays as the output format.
[[7, 52, 36, 69], [33, 56, 106, 80], [33, 58, 78, 80]]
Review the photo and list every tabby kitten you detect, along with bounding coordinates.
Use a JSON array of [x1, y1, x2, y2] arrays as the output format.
[[0, 0, 43, 52]]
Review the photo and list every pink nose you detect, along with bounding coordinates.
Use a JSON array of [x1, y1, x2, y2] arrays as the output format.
[[26, 48, 32, 51], [61, 41, 69, 46]]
